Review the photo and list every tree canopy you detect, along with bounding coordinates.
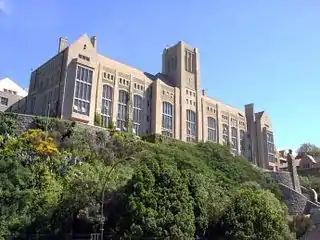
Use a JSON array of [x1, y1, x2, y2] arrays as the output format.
[[297, 143, 320, 157]]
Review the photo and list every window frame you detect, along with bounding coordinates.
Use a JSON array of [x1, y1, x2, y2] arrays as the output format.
[[162, 101, 173, 137], [186, 109, 196, 142], [207, 117, 217, 142], [101, 84, 113, 127], [73, 65, 93, 116], [133, 94, 143, 135], [117, 90, 129, 130]]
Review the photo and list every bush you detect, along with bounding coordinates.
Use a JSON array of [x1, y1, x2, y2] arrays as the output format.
[[22, 129, 59, 156], [94, 112, 102, 127], [213, 187, 294, 239], [0, 113, 18, 136], [119, 156, 196, 239]]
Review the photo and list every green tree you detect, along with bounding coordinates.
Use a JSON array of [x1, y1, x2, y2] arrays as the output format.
[[297, 143, 320, 156], [213, 187, 294, 240], [119, 155, 196, 239]]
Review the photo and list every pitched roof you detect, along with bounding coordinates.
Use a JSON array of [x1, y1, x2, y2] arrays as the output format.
[[0, 77, 28, 97]]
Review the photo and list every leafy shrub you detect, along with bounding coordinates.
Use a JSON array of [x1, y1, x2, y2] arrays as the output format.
[[0, 113, 18, 136], [213, 187, 294, 240], [94, 112, 102, 127], [22, 129, 59, 156], [119, 156, 196, 239]]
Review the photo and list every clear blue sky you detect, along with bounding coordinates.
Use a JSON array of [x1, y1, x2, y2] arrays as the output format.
[[0, 0, 319, 151]]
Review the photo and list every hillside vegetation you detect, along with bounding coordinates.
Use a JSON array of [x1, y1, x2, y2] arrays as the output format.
[[0, 114, 296, 239]]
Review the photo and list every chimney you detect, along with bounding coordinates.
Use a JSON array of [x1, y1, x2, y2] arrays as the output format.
[[201, 89, 207, 96], [58, 37, 68, 53], [90, 36, 97, 48]]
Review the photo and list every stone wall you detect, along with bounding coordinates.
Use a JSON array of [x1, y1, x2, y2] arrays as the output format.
[[0, 112, 36, 135], [266, 170, 320, 215], [267, 171, 294, 189], [0, 112, 106, 135], [278, 183, 308, 215]]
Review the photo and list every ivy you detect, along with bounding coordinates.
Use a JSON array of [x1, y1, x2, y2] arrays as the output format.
[[94, 112, 102, 127], [107, 119, 116, 130]]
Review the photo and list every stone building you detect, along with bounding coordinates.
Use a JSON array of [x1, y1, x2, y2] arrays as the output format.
[[0, 77, 28, 112], [7, 34, 276, 169]]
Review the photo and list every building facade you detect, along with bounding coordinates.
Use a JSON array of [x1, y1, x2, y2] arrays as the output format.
[[0, 77, 28, 112], [7, 34, 276, 170]]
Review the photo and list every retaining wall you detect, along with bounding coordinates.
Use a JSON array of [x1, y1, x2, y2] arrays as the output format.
[[267, 171, 294, 189]]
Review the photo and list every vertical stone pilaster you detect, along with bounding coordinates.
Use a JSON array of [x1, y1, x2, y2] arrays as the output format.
[[287, 149, 301, 193]]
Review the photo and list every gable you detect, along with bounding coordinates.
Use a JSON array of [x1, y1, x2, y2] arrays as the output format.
[[70, 34, 95, 51], [0, 77, 28, 97]]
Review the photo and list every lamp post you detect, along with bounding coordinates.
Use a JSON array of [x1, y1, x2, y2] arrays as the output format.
[[100, 157, 134, 240], [45, 103, 51, 133]]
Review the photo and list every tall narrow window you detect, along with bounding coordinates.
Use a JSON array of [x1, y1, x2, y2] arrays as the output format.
[[73, 66, 93, 116], [184, 50, 188, 71], [162, 102, 173, 137], [189, 53, 193, 72], [240, 130, 245, 155], [207, 117, 216, 142], [101, 85, 113, 127], [117, 90, 128, 130], [186, 110, 196, 142], [133, 95, 143, 135], [267, 131, 275, 162], [222, 124, 229, 145], [231, 127, 238, 154]]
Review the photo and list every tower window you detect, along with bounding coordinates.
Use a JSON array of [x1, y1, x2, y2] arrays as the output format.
[[186, 109, 196, 142]]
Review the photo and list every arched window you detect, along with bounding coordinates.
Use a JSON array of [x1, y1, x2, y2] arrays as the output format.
[[207, 117, 216, 142], [133, 95, 143, 135], [117, 90, 128, 130], [162, 102, 173, 137], [222, 124, 229, 145], [231, 127, 238, 154], [186, 110, 196, 142], [240, 130, 245, 155], [101, 85, 113, 127]]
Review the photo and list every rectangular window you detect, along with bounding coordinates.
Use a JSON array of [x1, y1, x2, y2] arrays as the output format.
[[186, 110, 196, 142], [231, 127, 238, 154], [73, 66, 93, 116], [101, 85, 113, 127], [207, 117, 216, 141], [133, 95, 143, 135], [222, 124, 229, 145], [0, 97, 8, 106], [266, 131, 275, 163], [117, 90, 129, 130], [162, 102, 173, 137]]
